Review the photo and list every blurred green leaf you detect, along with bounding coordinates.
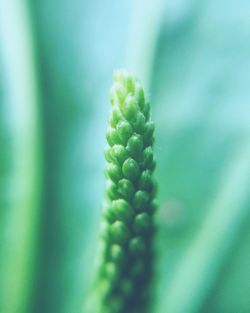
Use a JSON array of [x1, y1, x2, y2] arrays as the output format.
[[28, 1, 132, 313], [0, 1, 42, 312], [147, 1, 250, 312]]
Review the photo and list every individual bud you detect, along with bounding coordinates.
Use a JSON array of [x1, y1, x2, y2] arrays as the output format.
[[126, 134, 143, 159], [106, 180, 119, 200], [122, 158, 140, 181], [106, 126, 122, 146], [111, 244, 125, 264], [116, 120, 133, 145], [105, 163, 123, 182], [110, 89, 116, 106], [139, 170, 154, 192], [109, 107, 122, 127], [102, 204, 116, 223], [133, 213, 151, 234], [129, 236, 146, 255], [143, 121, 155, 146], [132, 112, 146, 134], [141, 147, 154, 170], [117, 178, 135, 200], [148, 200, 158, 215], [135, 83, 145, 111], [143, 101, 150, 120], [124, 75, 135, 94], [133, 190, 150, 212], [113, 82, 127, 105], [104, 146, 114, 163], [121, 95, 138, 122], [151, 159, 156, 171], [111, 221, 130, 244], [112, 199, 134, 221], [111, 145, 129, 164]]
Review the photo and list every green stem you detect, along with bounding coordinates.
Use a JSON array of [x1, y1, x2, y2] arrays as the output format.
[[0, 1, 42, 312]]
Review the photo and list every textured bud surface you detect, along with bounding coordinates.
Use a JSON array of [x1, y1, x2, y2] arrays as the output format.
[[95, 70, 157, 313]]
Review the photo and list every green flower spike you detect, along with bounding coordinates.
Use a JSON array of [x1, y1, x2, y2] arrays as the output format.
[[96, 70, 157, 313]]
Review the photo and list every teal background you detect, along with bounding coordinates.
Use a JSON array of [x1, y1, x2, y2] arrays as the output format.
[[0, 1, 250, 313]]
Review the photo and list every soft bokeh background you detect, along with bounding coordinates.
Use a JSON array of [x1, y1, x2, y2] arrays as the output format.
[[0, 0, 250, 313]]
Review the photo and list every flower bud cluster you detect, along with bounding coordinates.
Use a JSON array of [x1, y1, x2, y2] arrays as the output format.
[[96, 70, 157, 313]]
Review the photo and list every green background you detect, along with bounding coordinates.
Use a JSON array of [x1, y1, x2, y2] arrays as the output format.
[[0, 0, 250, 313]]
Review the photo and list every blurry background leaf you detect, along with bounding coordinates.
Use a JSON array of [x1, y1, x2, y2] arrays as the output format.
[[28, 1, 131, 313], [0, 1, 42, 313], [149, 1, 250, 312]]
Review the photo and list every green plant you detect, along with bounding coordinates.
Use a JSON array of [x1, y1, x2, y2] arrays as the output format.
[[94, 70, 157, 313]]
